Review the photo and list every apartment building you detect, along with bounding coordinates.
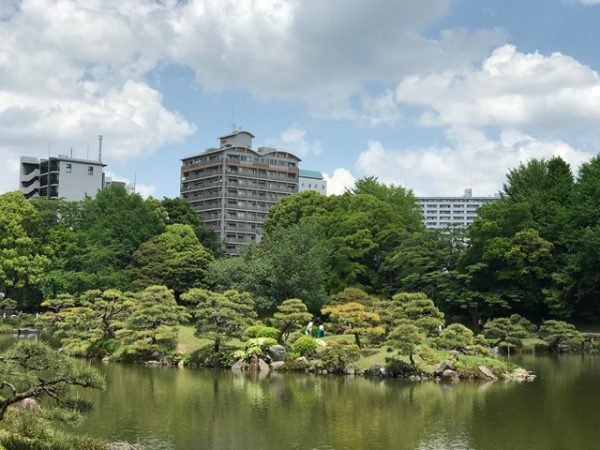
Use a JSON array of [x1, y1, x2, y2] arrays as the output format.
[[180, 130, 301, 255], [416, 188, 500, 229], [299, 169, 327, 194], [20, 155, 106, 201]]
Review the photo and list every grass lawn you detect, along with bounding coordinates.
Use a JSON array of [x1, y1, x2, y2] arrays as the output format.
[[176, 325, 245, 355]]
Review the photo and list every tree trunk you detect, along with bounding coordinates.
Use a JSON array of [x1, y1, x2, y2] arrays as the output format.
[[354, 333, 362, 349], [409, 353, 415, 366]]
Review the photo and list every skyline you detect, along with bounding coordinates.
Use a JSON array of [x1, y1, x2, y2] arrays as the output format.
[[2, 0, 600, 198]]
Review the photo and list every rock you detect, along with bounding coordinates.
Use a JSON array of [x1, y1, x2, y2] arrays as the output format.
[[507, 368, 536, 382], [177, 360, 185, 369], [161, 356, 173, 367], [320, 369, 329, 375], [107, 443, 144, 450], [366, 365, 383, 377], [434, 360, 454, 376], [101, 356, 111, 363], [477, 365, 498, 380], [231, 360, 243, 371], [144, 360, 161, 367], [294, 356, 309, 368], [19, 398, 40, 413], [441, 369, 459, 382], [448, 350, 461, 356], [268, 345, 287, 362], [271, 361, 286, 371], [316, 339, 327, 347], [344, 365, 355, 375], [379, 367, 388, 377], [258, 358, 270, 372], [188, 362, 197, 369]]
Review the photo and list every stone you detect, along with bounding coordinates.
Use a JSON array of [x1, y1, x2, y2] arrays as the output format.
[[107, 443, 144, 450], [441, 369, 459, 382], [434, 360, 454, 376], [367, 365, 382, 377], [379, 367, 388, 377], [448, 350, 461, 356], [258, 358, 270, 372], [101, 356, 111, 363], [231, 360, 243, 371], [177, 360, 185, 369], [316, 339, 327, 347], [188, 362, 197, 369], [507, 368, 536, 382], [144, 360, 161, 367], [268, 345, 286, 362], [477, 365, 498, 380], [19, 398, 40, 413], [294, 356, 309, 368], [271, 361, 286, 371], [344, 365, 355, 375]]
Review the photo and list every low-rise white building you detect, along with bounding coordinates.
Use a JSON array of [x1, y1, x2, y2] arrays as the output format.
[[299, 169, 327, 194], [20, 155, 107, 201], [416, 188, 500, 229]]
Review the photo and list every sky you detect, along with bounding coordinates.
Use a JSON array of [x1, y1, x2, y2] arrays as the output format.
[[2, 0, 600, 198]]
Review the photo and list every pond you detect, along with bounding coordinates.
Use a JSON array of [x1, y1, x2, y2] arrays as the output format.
[[75, 354, 599, 450], [2, 336, 598, 449]]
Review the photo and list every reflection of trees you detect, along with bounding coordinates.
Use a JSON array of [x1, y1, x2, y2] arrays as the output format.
[[74, 363, 529, 450]]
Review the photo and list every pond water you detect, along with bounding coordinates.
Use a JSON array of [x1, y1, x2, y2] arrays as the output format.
[[2, 336, 599, 449]]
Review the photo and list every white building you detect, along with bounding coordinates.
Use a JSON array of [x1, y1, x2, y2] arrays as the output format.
[[299, 169, 327, 194], [416, 188, 500, 229], [20, 155, 107, 201]]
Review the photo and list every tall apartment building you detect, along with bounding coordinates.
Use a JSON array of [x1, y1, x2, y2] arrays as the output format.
[[20, 155, 107, 201], [180, 131, 301, 255], [299, 169, 327, 194], [416, 188, 500, 229]]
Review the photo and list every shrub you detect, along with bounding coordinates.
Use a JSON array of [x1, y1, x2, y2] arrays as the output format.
[[292, 336, 318, 357], [318, 343, 360, 373], [385, 357, 418, 377], [243, 325, 279, 340], [436, 323, 474, 351], [417, 345, 437, 363]]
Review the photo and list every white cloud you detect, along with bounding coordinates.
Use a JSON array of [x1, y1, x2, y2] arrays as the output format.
[[359, 90, 403, 127], [356, 127, 592, 196], [324, 168, 356, 196], [395, 45, 600, 131], [572, 0, 600, 5], [271, 128, 323, 159]]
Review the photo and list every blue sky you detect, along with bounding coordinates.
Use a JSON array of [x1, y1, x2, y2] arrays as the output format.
[[2, 0, 600, 198]]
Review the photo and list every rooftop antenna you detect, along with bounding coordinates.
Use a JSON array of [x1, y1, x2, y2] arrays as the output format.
[[98, 135, 103, 162], [231, 106, 237, 132], [70, 147, 73, 158], [86, 144, 89, 160], [133, 171, 137, 194]]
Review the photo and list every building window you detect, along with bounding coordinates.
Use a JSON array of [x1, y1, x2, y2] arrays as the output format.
[[66, 163, 72, 173], [88, 166, 94, 175]]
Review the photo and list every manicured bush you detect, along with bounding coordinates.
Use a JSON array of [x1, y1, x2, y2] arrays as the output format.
[[385, 357, 417, 377], [243, 325, 279, 340], [292, 336, 318, 356], [318, 342, 360, 373]]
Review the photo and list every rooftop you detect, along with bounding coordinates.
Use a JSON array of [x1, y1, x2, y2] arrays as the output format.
[[299, 169, 324, 180]]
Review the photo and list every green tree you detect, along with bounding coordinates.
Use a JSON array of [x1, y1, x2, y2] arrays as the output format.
[[182, 288, 257, 352], [0, 191, 50, 308], [436, 323, 474, 352], [382, 292, 445, 336], [0, 340, 104, 421], [271, 299, 312, 343], [539, 320, 583, 352], [328, 287, 379, 309], [483, 314, 534, 354], [387, 323, 426, 365], [321, 302, 384, 348], [120, 285, 189, 355]]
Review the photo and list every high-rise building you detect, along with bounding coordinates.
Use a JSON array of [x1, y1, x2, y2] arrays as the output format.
[[180, 130, 301, 255], [20, 155, 107, 201], [416, 188, 500, 229], [299, 169, 327, 194]]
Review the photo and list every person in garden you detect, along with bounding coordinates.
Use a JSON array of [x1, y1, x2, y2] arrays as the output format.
[[317, 324, 325, 338], [306, 320, 314, 336]]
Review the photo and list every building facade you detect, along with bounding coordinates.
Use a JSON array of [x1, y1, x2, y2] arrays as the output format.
[[416, 188, 500, 229], [20, 155, 106, 201], [299, 169, 327, 194], [180, 131, 301, 255]]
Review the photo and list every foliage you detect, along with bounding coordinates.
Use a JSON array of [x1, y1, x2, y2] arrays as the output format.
[[271, 299, 312, 342], [380, 292, 445, 336], [538, 320, 584, 352], [321, 302, 384, 348], [0, 340, 105, 421], [183, 288, 257, 352], [385, 357, 418, 377], [243, 325, 280, 340], [242, 337, 278, 359], [483, 314, 534, 352], [436, 324, 474, 352], [328, 287, 379, 309], [386, 323, 426, 365], [292, 336, 318, 357], [318, 342, 360, 373]]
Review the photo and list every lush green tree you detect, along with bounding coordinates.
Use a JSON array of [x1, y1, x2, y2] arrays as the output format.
[[271, 299, 312, 343], [328, 287, 379, 310], [263, 190, 334, 236], [381, 292, 445, 336], [0, 191, 50, 308], [539, 320, 583, 352], [436, 323, 474, 351], [483, 314, 534, 354], [129, 224, 213, 297], [182, 288, 257, 352], [0, 340, 105, 421], [120, 285, 189, 355], [321, 302, 384, 348], [387, 323, 426, 365]]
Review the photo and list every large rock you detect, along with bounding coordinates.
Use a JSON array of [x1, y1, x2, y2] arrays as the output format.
[[271, 361, 286, 371], [477, 365, 498, 380], [294, 356, 309, 368], [366, 365, 383, 377], [434, 360, 454, 376], [258, 358, 270, 372], [268, 345, 287, 362], [441, 369, 459, 382], [144, 360, 161, 367], [231, 360, 243, 371], [19, 398, 40, 413], [507, 368, 536, 382]]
